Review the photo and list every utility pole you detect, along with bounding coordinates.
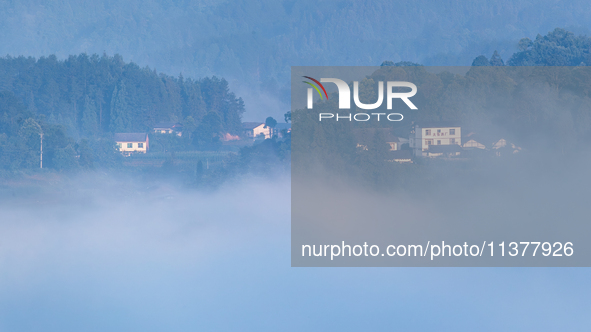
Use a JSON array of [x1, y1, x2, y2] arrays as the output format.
[[40, 132, 43, 169]]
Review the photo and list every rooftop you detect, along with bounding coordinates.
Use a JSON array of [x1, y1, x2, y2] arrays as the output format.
[[415, 121, 460, 128], [114, 133, 148, 142], [153, 122, 182, 129], [242, 122, 264, 130]]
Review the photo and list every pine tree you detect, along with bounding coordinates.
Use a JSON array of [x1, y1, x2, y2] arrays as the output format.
[[109, 81, 131, 132], [471, 55, 490, 66], [81, 95, 98, 136], [490, 51, 505, 66]]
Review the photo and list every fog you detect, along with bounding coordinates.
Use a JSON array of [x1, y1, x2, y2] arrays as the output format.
[[0, 171, 589, 331], [293, 150, 591, 266], [228, 78, 290, 122]]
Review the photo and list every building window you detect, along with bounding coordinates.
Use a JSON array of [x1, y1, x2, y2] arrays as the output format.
[[451, 138, 456, 144], [450, 129, 455, 135], [426, 139, 433, 145], [138, 143, 144, 148], [437, 140, 441, 145], [425, 129, 431, 135], [116, 143, 122, 149], [437, 129, 441, 134], [127, 143, 133, 148]]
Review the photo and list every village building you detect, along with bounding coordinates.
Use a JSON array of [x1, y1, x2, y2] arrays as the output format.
[[114, 133, 149, 155], [153, 122, 183, 136], [462, 132, 487, 150], [242, 122, 271, 139], [461, 133, 522, 156], [409, 122, 462, 157]]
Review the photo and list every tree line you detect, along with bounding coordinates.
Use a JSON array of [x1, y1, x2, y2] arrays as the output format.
[[0, 53, 245, 171]]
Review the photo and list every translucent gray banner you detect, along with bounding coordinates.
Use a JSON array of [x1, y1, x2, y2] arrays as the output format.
[[291, 66, 591, 266]]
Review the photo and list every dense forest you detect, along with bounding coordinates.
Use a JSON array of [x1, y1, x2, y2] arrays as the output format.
[[4, 27, 591, 175], [471, 28, 591, 67], [4, 0, 591, 116], [0, 54, 246, 171], [0, 53, 244, 136]]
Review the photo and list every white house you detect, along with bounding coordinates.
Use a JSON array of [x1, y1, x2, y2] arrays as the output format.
[[409, 122, 462, 157], [242, 122, 271, 139], [114, 133, 149, 155]]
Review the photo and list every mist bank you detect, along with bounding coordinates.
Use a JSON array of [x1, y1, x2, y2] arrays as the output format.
[[0, 153, 589, 330]]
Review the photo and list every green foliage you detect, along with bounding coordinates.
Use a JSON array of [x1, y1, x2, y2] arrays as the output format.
[[236, 137, 291, 174], [52, 144, 79, 171], [109, 81, 131, 133], [0, 54, 245, 138], [4, 0, 591, 100], [149, 132, 185, 153], [508, 28, 591, 66], [0, 53, 246, 172], [265, 116, 277, 132], [472, 50, 505, 67], [81, 95, 99, 136], [0, 91, 31, 136], [17, 118, 43, 168], [77, 139, 94, 169], [381, 61, 423, 67], [489, 51, 505, 66], [192, 112, 223, 150], [518, 37, 533, 51], [471, 55, 490, 66]]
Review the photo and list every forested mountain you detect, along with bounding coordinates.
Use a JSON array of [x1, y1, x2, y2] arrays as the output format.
[[0, 54, 244, 138], [0, 54, 245, 171], [4, 0, 591, 119], [4, 26, 591, 173], [509, 28, 591, 66]]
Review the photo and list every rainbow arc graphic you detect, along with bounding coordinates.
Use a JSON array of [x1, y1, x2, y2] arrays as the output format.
[[302, 76, 328, 100]]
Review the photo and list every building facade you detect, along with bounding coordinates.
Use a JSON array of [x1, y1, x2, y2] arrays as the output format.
[[114, 133, 149, 155], [409, 122, 461, 157], [242, 122, 271, 139]]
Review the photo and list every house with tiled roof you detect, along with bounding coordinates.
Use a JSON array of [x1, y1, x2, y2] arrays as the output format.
[[114, 133, 149, 155], [242, 122, 271, 139]]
